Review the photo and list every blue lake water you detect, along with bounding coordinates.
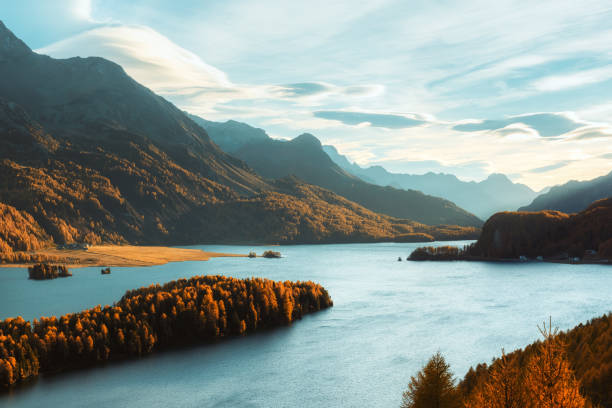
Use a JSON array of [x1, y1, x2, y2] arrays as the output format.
[[0, 241, 611, 407]]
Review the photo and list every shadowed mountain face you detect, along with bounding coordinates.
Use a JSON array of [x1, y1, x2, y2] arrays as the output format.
[[0, 21, 267, 195], [192, 116, 483, 227], [0, 21, 479, 247], [519, 170, 612, 213], [323, 145, 539, 219]]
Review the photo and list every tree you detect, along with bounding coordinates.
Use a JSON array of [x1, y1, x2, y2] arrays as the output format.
[[523, 318, 586, 408], [464, 349, 525, 408], [401, 352, 458, 408]]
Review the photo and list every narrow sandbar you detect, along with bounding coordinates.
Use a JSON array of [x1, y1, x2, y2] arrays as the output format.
[[0, 245, 246, 268]]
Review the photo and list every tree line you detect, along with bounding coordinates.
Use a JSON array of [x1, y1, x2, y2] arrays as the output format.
[[401, 314, 612, 407], [409, 198, 612, 262], [0, 275, 333, 388]]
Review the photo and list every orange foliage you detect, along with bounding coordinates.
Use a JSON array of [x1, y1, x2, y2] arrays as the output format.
[[459, 315, 612, 407]]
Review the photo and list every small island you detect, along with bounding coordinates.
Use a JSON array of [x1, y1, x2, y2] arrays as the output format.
[[27, 263, 72, 280], [262, 250, 282, 258]]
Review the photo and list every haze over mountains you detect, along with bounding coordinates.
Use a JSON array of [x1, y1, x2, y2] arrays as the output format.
[[190, 115, 482, 226], [324, 145, 539, 219], [0, 21, 479, 249], [519, 170, 612, 213]]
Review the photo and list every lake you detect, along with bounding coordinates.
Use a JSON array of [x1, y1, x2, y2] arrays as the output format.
[[1, 241, 611, 407]]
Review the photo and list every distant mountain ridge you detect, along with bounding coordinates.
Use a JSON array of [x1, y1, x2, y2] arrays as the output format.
[[191, 115, 483, 227], [519, 170, 612, 213], [323, 145, 539, 219]]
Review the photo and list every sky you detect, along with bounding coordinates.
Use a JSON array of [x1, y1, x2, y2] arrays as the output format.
[[3, 0, 612, 190]]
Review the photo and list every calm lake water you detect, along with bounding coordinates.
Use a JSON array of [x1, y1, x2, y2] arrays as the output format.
[[1, 241, 611, 407]]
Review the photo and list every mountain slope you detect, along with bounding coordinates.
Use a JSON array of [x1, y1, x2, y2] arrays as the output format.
[[0, 21, 478, 249], [0, 21, 267, 195], [192, 117, 482, 227], [324, 145, 539, 219], [519, 170, 612, 213], [188, 115, 270, 154]]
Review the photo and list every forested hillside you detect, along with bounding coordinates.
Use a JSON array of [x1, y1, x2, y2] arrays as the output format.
[[459, 313, 612, 407], [471, 198, 612, 259], [0, 202, 51, 254], [180, 177, 479, 244]]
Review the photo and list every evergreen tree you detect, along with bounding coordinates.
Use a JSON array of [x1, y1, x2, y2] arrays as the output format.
[[523, 319, 586, 408], [401, 352, 458, 408], [464, 349, 525, 408]]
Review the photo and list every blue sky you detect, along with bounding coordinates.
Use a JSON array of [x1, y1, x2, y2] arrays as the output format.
[[4, 0, 612, 189]]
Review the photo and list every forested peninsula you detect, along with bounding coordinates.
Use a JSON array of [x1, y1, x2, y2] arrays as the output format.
[[0, 275, 333, 388], [409, 198, 612, 263]]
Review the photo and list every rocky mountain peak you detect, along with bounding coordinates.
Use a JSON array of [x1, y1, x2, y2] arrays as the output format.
[[0, 20, 32, 60]]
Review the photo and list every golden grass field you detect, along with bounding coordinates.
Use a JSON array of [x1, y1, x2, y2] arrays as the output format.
[[0, 245, 246, 267]]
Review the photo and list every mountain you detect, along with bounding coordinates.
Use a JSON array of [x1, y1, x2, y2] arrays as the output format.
[[0, 21, 477, 250], [188, 116, 270, 154], [519, 170, 612, 213], [323, 145, 539, 219], [192, 117, 482, 227]]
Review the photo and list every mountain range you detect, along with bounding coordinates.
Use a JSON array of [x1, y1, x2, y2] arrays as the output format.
[[519, 170, 612, 213], [190, 115, 482, 227], [323, 145, 539, 219], [0, 21, 478, 251]]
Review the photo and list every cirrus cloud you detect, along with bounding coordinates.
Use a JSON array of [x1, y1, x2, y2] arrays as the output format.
[[313, 110, 428, 129]]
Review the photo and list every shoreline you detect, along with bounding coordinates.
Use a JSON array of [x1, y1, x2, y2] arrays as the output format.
[[0, 245, 247, 268], [408, 255, 611, 265]]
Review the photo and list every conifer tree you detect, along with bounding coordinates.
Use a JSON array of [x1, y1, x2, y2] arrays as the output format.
[[401, 352, 458, 408], [523, 319, 586, 408], [464, 349, 525, 408]]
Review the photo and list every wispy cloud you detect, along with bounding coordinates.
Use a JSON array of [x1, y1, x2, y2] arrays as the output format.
[[528, 160, 574, 173], [531, 66, 612, 92], [314, 110, 428, 129]]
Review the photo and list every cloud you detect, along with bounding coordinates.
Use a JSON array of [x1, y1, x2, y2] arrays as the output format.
[[272, 82, 384, 101], [313, 110, 427, 129], [531, 66, 612, 92], [453, 112, 585, 137], [528, 160, 574, 173], [36, 24, 384, 118], [600, 153, 612, 159], [276, 82, 332, 97], [565, 125, 612, 140], [38, 25, 233, 92]]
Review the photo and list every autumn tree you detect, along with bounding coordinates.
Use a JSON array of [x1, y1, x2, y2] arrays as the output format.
[[401, 352, 458, 408], [523, 319, 586, 408], [463, 349, 525, 408]]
